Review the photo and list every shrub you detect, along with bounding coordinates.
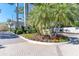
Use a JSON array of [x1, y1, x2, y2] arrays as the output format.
[[21, 33, 36, 39], [14, 28, 23, 34], [26, 26, 37, 33], [16, 29, 23, 34], [21, 26, 26, 33]]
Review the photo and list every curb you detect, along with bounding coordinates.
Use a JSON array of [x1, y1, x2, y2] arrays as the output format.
[[19, 35, 68, 45]]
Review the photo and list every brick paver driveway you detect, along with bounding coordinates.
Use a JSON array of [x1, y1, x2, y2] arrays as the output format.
[[0, 32, 79, 56], [0, 32, 25, 45], [0, 32, 60, 56]]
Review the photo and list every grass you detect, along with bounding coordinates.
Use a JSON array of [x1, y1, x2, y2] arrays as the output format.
[[59, 38, 68, 42], [21, 33, 36, 39]]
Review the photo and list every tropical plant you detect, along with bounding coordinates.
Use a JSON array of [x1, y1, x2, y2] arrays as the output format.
[[26, 26, 37, 33], [74, 21, 79, 26], [28, 4, 52, 34], [49, 3, 79, 27], [28, 3, 79, 35], [24, 3, 29, 27]]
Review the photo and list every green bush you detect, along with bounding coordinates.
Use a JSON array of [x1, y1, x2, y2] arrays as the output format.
[[21, 26, 26, 33], [74, 21, 79, 27], [26, 26, 37, 33], [21, 33, 34, 39], [12, 25, 37, 34], [14, 28, 23, 34], [16, 29, 23, 34]]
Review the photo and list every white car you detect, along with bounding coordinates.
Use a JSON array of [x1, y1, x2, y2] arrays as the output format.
[[63, 27, 79, 33]]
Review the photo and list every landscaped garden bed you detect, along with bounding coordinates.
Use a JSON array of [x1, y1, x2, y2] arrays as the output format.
[[21, 33, 69, 43], [18, 3, 79, 43]]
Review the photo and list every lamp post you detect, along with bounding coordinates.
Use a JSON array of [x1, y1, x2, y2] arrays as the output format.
[[24, 3, 29, 27]]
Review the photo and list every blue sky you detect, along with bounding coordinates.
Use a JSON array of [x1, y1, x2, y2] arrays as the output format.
[[0, 3, 33, 23]]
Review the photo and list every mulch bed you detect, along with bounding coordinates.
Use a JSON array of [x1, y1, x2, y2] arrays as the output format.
[[30, 34, 69, 43]]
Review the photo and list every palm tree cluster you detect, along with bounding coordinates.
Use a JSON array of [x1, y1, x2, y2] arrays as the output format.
[[27, 3, 79, 34], [8, 3, 29, 27]]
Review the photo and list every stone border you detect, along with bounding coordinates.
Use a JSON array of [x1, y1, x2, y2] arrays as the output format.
[[19, 35, 68, 45]]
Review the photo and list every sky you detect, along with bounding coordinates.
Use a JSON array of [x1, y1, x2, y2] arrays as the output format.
[[0, 3, 33, 23]]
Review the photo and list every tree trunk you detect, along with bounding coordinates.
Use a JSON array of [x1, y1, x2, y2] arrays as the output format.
[[16, 3, 19, 28]]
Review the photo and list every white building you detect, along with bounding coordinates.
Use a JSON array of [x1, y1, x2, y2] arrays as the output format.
[[8, 20, 24, 29]]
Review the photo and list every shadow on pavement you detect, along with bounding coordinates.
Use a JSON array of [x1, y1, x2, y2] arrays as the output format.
[[68, 37, 79, 45], [0, 32, 19, 39], [0, 45, 5, 49]]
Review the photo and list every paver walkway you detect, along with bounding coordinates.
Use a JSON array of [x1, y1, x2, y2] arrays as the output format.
[[0, 32, 79, 56], [0, 32, 25, 45], [0, 42, 59, 56], [0, 32, 59, 56], [59, 44, 79, 56]]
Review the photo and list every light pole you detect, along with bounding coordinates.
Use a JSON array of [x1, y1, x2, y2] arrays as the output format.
[[24, 3, 29, 27]]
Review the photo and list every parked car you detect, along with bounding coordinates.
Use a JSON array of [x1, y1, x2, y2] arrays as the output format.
[[63, 27, 79, 33]]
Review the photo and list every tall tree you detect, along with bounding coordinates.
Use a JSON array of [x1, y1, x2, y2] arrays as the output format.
[[17, 3, 29, 27], [24, 3, 29, 27], [28, 3, 79, 35]]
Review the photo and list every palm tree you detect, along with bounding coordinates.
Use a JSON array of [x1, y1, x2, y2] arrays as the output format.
[[16, 3, 19, 28], [17, 3, 29, 27], [28, 4, 52, 34], [49, 3, 79, 35], [8, 3, 31, 29], [28, 3, 79, 35], [50, 3, 79, 27], [24, 3, 29, 27]]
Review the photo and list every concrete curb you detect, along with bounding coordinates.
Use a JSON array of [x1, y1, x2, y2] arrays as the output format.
[[19, 35, 68, 45]]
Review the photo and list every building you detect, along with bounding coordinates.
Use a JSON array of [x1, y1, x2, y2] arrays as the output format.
[[7, 20, 24, 30], [0, 24, 8, 31]]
